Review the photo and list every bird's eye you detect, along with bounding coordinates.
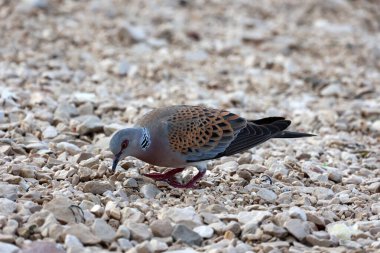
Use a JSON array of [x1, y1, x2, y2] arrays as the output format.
[[121, 140, 129, 149]]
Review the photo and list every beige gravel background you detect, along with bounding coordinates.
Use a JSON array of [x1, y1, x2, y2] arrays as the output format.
[[0, 0, 379, 253]]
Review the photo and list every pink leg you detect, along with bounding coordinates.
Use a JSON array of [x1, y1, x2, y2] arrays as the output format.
[[142, 168, 185, 181], [166, 169, 206, 189]]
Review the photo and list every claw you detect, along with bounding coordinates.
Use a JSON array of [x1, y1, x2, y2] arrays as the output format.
[[165, 170, 206, 189], [142, 168, 185, 181]]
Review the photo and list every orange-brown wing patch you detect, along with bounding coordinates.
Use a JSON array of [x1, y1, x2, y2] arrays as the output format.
[[167, 106, 246, 161]]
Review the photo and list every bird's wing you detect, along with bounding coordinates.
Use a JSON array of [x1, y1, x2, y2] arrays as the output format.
[[165, 105, 247, 162], [215, 118, 291, 158]]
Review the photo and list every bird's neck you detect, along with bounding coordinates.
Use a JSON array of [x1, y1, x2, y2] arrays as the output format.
[[138, 127, 152, 151]]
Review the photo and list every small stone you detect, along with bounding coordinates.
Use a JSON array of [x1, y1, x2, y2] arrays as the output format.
[[140, 183, 162, 199], [305, 234, 335, 247], [117, 59, 130, 77], [185, 50, 209, 62], [56, 142, 81, 155], [54, 102, 78, 122], [43, 196, 76, 224], [77, 102, 94, 115], [109, 208, 121, 220], [20, 167, 36, 178], [237, 211, 272, 225], [215, 161, 238, 173], [83, 181, 114, 195], [22, 242, 65, 253], [134, 241, 152, 253], [63, 223, 101, 245], [54, 170, 69, 180], [0, 183, 18, 201], [73, 153, 93, 164], [91, 218, 116, 243], [372, 241, 380, 249], [120, 24, 146, 43], [338, 193, 350, 203], [284, 219, 310, 241], [237, 153, 252, 164], [80, 200, 95, 210], [224, 230, 235, 240], [209, 222, 226, 235], [105, 201, 118, 216], [172, 224, 203, 246], [150, 239, 168, 252], [90, 205, 104, 217], [320, 83, 345, 97], [193, 225, 214, 238], [325, 166, 343, 183], [3, 219, 18, 235], [205, 204, 228, 214], [269, 162, 289, 177], [0, 234, 14, 243], [22, 0, 49, 10], [306, 212, 325, 227], [0, 198, 17, 215], [343, 175, 363, 185], [74, 115, 104, 135], [0, 242, 19, 253], [79, 157, 99, 168], [261, 223, 288, 238], [368, 182, 380, 193], [121, 207, 145, 223], [313, 230, 330, 240], [236, 168, 252, 181], [104, 123, 126, 136], [150, 219, 173, 237], [159, 207, 202, 228], [339, 239, 362, 249], [289, 206, 307, 221], [241, 221, 258, 235], [314, 187, 334, 200], [257, 188, 277, 203], [117, 238, 133, 251], [2, 175, 21, 184], [261, 241, 290, 252], [125, 222, 152, 242], [225, 221, 241, 236], [42, 126, 58, 139], [64, 234, 84, 252], [371, 203, 380, 214], [370, 120, 380, 132], [78, 167, 95, 182], [302, 162, 328, 182], [73, 92, 96, 103], [326, 222, 359, 240], [116, 225, 130, 239], [123, 178, 138, 188], [201, 212, 220, 224]]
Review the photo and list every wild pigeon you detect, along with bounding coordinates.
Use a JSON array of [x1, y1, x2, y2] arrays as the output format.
[[110, 105, 314, 188]]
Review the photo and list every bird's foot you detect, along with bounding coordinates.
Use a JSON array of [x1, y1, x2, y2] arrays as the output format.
[[165, 170, 206, 189], [142, 167, 185, 181]]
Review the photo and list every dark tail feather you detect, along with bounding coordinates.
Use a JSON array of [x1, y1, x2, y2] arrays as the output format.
[[274, 131, 316, 139], [249, 117, 285, 125]]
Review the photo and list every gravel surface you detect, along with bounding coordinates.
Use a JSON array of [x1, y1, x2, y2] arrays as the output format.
[[0, 0, 379, 252]]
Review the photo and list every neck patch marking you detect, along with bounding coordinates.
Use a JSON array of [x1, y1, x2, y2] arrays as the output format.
[[140, 128, 151, 151]]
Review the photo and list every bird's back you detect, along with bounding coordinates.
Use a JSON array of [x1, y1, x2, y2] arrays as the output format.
[[136, 105, 183, 128]]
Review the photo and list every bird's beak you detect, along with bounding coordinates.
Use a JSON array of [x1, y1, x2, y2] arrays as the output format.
[[112, 153, 121, 172]]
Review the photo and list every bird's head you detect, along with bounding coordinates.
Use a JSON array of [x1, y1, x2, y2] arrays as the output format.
[[109, 128, 142, 171]]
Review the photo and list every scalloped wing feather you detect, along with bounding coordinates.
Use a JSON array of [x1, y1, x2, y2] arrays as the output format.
[[166, 106, 247, 162]]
